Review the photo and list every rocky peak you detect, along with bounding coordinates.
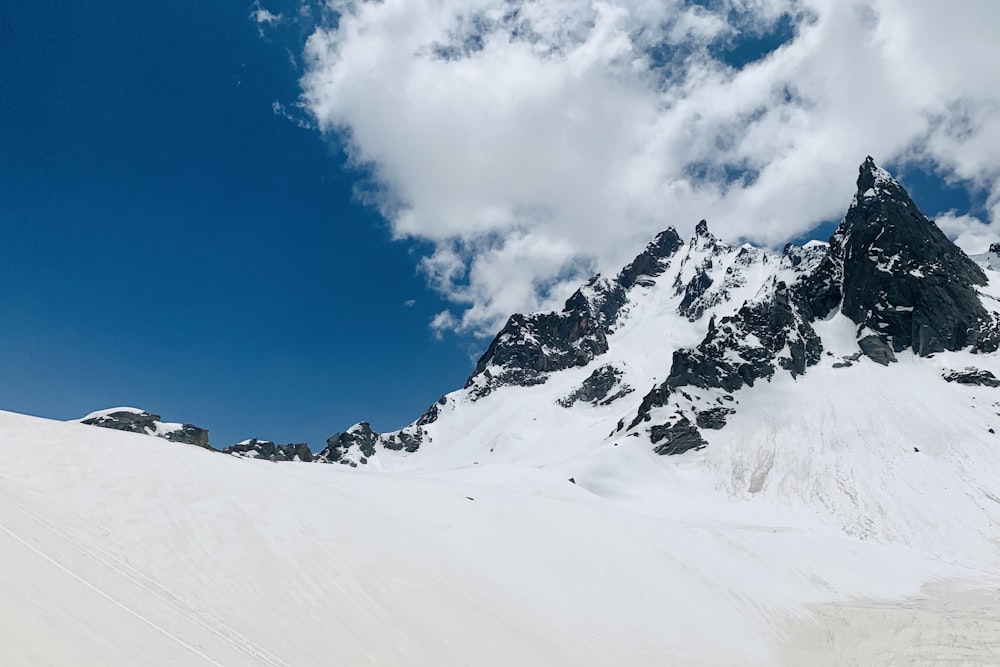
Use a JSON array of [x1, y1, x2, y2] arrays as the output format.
[[618, 227, 684, 289], [855, 155, 904, 201], [465, 227, 684, 398], [465, 299, 609, 398], [833, 157, 991, 357], [627, 157, 1000, 451]]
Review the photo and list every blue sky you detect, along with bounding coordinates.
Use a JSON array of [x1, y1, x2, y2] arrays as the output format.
[[1, 0, 994, 448], [0, 1, 474, 446]]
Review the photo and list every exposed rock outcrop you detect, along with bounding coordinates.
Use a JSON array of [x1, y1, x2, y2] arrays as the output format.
[[943, 368, 1000, 388], [558, 365, 633, 407], [222, 439, 314, 462], [79, 408, 211, 449]]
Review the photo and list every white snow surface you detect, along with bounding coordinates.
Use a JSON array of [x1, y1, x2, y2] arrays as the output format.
[[5, 240, 1000, 663], [3, 406, 999, 666]]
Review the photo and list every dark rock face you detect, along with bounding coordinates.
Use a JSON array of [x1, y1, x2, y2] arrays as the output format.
[[857, 335, 897, 366], [317, 395, 450, 463], [676, 282, 823, 387], [696, 407, 733, 430], [834, 157, 990, 358], [222, 439, 313, 462], [618, 228, 685, 290], [81, 410, 211, 449], [677, 265, 714, 321], [82, 410, 161, 433], [650, 417, 708, 455], [416, 396, 448, 426], [318, 421, 425, 464], [322, 422, 379, 461], [466, 228, 683, 398], [466, 305, 608, 397], [558, 365, 633, 407], [162, 424, 210, 448], [631, 276, 824, 432], [379, 429, 424, 453], [943, 368, 1000, 388]]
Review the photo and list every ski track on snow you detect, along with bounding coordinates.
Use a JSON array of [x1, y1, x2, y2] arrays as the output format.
[[0, 477, 287, 667]]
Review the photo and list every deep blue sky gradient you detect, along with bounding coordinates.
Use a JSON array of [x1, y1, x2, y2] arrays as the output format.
[[0, 1, 983, 448]]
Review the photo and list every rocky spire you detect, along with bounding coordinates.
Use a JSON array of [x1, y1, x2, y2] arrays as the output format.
[[832, 157, 990, 358]]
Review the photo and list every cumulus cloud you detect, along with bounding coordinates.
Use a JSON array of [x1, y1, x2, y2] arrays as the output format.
[[935, 213, 995, 255], [297, 0, 1000, 335]]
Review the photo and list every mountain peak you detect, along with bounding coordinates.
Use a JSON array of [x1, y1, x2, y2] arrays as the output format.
[[830, 159, 993, 357], [855, 155, 903, 201]]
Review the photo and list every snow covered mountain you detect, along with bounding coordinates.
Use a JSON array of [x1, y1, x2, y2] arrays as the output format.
[[309, 157, 1000, 579], [321, 157, 1000, 471], [6, 157, 1000, 665]]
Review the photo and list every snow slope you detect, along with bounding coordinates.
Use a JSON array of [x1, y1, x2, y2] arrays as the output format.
[[4, 409, 998, 665]]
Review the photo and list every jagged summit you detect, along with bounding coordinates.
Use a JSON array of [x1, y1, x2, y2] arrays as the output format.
[[856, 155, 901, 199], [827, 156, 993, 357], [618, 226, 684, 289], [313, 157, 1000, 470]]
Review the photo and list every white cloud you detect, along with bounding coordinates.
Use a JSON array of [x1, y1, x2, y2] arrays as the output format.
[[934, 213, 995, 255], [253, 3, 283, 26], [298, 0, 1000, 335]]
